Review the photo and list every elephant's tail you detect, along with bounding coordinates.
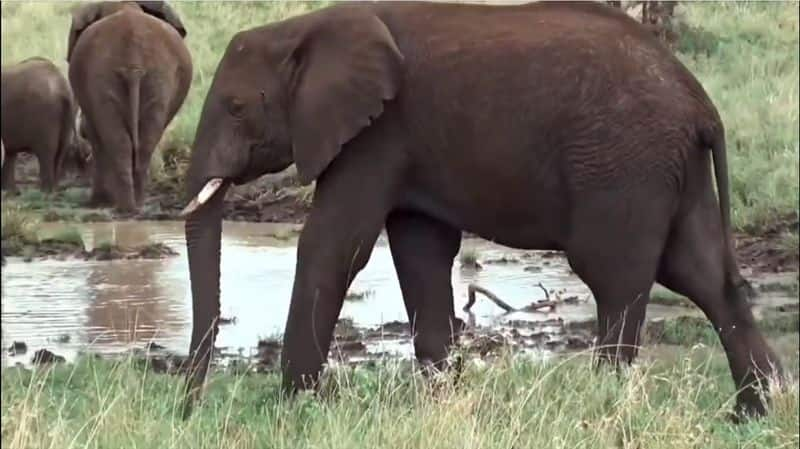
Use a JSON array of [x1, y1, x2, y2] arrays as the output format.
[[125, 71, 143, 176], [56, 94, 77, 181], [702, 124, 750, 297]]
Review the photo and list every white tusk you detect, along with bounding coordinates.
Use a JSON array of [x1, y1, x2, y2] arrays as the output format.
[[179, 178, 224, 218]]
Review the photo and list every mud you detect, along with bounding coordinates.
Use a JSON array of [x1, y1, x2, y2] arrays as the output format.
[[7, 341, 27, 356], [2, 238, 178, 262], [31, 349, 65, 365], [5, 294, 797, 376], [735, 217, 799, 274]]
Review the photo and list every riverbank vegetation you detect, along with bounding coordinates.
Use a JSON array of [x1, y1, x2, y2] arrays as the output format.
[[2, 336, 798, 449]]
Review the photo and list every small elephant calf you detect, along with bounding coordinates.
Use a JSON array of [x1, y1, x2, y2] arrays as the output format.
[[1, 57, 89, 193]]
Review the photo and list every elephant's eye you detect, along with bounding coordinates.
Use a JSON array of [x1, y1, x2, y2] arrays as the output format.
[[227, 97, 246, 118]]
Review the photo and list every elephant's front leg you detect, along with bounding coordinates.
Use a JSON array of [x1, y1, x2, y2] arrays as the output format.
[[386, 211, 463, 368], [280, 172, 399, 392]]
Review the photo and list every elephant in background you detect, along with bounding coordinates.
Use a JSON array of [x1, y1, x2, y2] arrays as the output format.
[[179, 1, 782, 420], [1, 57, 90, 193], [67, 0, 192, 212]]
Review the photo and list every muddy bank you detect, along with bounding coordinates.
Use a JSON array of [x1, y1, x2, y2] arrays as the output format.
[[9, 302, 797, 376], [735, 216, 800, 274], [2, 239, 177, 262]]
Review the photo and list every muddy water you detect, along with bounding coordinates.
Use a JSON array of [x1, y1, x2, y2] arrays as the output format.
[[2, 221, 796, 366]]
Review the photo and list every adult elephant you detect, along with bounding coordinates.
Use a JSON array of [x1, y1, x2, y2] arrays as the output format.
[[1, 57, 88, 193], [179, 1, 781, 419], [67, 0, 192, 212]]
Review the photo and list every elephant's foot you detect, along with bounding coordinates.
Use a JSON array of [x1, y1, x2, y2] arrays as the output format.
[[86, 193, 113, 209]]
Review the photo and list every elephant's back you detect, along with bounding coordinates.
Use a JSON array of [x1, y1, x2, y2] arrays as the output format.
[[379, 1, 717, 149], [71, 9, 190, 75], [1, 58, 70, 105]]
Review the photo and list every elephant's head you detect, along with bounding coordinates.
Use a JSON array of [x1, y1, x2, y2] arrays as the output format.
[[67, 1, 187, 62], [179, 6, 403, 417]]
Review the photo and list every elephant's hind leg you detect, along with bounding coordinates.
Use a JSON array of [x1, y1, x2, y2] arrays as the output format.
[[657, 189, 782, 418], [133, 100, 169, 208], [386, 210, 463, 370], [81, 121, 113, 208], [37, 151, 57, 193], [566, 188, 674, 364], [93, 115, 136, 212]]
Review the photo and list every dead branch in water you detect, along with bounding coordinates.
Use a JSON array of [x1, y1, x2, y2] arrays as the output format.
[[536, 282, 550, 301], [464, 283, 560, 313], [521, 300, 559, 312], [464, 284, 516, 313]]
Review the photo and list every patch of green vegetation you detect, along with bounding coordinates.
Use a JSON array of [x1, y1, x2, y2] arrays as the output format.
[[79, 210, 113, 223], [135, 242, 179, 259], [1, 350, 797, 449], [1, 204, 39, 248], [759, 311, 800, 336], [648, 316, 720, 347], [13, 187, 88, 211], [47, 227, 84, 247], [758, 280, 800, 297], [459, 248, 481, 269], [779, 231, 799, 259], [650, 288, 695, 308], [647, 310, 800, 347], [297, 183, 315, 207], [675, 3, 799, 232]]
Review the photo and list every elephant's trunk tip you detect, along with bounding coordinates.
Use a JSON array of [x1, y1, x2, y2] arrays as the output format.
[[179, 178, 226, 218]]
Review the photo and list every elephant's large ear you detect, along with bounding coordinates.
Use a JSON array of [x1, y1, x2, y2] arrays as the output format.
[[137, 1, 187, 38], [67, 3, 103, 62], [286, 9, 403, 185]]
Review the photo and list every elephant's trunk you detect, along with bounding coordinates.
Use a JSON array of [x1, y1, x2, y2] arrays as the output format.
[[181, 180, 229, 419]]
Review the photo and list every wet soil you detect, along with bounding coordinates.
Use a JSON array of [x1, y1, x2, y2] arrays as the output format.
[[2, 238, 178, 262], [10, 302, 797, 376], [735, 217, 800, 274]]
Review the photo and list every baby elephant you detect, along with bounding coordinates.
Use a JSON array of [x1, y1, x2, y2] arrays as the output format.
[[1, 57, 89, 193]]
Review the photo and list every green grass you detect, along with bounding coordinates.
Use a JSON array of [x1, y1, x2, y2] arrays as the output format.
[[675, 3, 799, 231], [459, 247, 481, 268], [46, 227, 84, 247], [1, 1, 797, 231], [1, 349, 798, 449], [647, 312, 800, 347], [1, 204, 39, 244], [650, 287, 695, 308]]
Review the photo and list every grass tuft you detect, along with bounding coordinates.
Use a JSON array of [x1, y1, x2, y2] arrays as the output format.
[[1, 350, 798, 449]]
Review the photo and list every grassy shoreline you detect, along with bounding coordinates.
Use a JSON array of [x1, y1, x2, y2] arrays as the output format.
[[1, 2, 798, 234], [2, 341, 798, 449]]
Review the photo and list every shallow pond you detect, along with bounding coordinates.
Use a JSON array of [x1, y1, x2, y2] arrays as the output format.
[[2, 220, 796, 366]]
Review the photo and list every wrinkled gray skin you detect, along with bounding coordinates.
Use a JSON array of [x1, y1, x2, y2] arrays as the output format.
[[181, 1, 781, 421], [67, 0, 192, 212], [1, 57, 90, 193]]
